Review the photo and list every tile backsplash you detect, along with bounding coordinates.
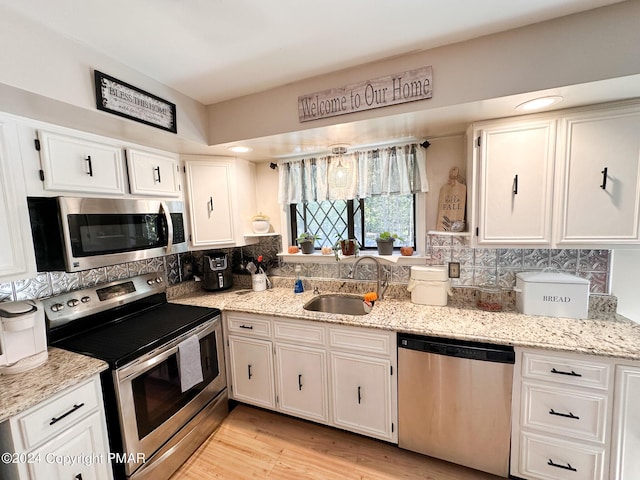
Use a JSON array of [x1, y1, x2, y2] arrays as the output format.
[[0, 233, 612, 303]]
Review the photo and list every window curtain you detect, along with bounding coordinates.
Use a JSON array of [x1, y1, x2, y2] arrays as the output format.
[[278, 143, 428, 204]]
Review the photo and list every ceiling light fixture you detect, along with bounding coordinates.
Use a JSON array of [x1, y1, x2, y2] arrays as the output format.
[[227, 145, 253, 153], [330, 145, 350, 189], [516, 96, 563, 112]]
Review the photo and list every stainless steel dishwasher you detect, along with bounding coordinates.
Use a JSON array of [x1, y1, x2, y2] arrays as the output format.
[[398, 333, 515, 478]]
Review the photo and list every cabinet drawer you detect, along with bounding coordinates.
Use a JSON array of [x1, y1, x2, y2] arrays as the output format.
[[226, 314, 272, 338], [329, 326, 393, 356], [522, 351, 610, 390], [15, 377, 101, 450], [522, 381, 608, 443], [274, 320, 325, 346], [520, 431, 605, 480]]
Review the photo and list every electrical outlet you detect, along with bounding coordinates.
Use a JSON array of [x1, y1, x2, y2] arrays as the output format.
[[448, 262, 460, 278]]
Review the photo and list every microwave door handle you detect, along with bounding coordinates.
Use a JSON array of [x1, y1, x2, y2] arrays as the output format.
[[160, 201, 174, 253]]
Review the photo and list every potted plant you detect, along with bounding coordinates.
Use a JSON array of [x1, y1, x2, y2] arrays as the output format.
[[333, 235, 359, 259], [296, 233, 319, 254], [376, 231, 404, 255]]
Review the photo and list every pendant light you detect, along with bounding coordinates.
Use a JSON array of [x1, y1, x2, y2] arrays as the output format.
[[331, 145, 349, 188]]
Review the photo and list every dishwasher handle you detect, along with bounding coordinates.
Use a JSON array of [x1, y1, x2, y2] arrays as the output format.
[[398, 333, 515, 364]]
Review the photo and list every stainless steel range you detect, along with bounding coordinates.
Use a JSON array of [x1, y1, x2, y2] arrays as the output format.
[[44, 273, 227, 480]]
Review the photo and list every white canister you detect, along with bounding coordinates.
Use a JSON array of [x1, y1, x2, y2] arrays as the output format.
[[252, 273, 267, 292], [407, 266, 452, 306]]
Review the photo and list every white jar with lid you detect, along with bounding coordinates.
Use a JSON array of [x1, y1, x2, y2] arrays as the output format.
[[251, 213, 270, 233], [407, 266, 452, 306]]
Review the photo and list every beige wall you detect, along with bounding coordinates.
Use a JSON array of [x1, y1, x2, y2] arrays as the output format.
[[0, 6, 208, 152], [208, 1, 640, 145]]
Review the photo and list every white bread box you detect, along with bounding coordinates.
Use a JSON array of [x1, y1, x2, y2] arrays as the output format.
[[515, 272, 589, 319], [407, 266, 451, 306]]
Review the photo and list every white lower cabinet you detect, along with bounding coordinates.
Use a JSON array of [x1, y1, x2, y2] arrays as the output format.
[[29, 411, 111, 480], [511, 349, 613, 480], [275, 343, 328, 423], [227, 335, 275, 409], [224, 313, 397, 443], [610, 364, 640, 480], [0, 375, 112, 480], [330, 351, 393, 440]]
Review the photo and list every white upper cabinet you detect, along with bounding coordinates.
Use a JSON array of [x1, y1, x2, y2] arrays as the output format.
[[0, 119, 36, 282], [126, 147, 180, 197], [184, 156, 257, 248], [469, 101, 640, 248], [37, 130, 126, 195], [554, 105, 640, 245], [474, 119, 556, 246]]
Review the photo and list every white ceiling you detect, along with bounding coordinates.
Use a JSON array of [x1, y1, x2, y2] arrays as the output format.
[[0, 0, 635, 160]]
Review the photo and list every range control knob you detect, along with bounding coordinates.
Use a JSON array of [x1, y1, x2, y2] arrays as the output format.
[[81, 296, 91, 303], [50, 303, 64, 312], [155, 277, 163, 283], [147, 279, 155, 285], [67, 299, 80, 307]]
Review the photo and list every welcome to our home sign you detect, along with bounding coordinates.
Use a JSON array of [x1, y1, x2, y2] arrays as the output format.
[[298, 66, 432, 122]]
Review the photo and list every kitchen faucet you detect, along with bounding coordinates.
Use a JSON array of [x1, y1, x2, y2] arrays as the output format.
[[347, 256, 390, 299]]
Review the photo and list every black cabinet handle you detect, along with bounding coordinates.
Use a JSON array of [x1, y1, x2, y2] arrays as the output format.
[[154, 166, 162, 183], [513, 174, 518, 195], [357, 386, 362, 404], [549, 408, 580, 420], [247, 364, 252, 380], [209, 197, 214, 211], [600, 167, 608, 190], [298, 374, 303, 391], [550, 367, 582, 377], [85, 155, 93, 177], [548, 459, 577, 472], [75, 474, 83, 480], [49, 403, 85, 425], [239, 324, 254, 330]]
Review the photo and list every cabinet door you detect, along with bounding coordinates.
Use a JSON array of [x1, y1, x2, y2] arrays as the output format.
[[476, 120, 555, 245], [611, 365, 640, 479], [126, 148, 180, 197], [29, 411, 112, 480], [0, 120, 36, 282], [227, 336, 275, 409], [185, 161, 234, 246], [556, 106, 640, 244], [38, 130, 125, 195], [330, 351, 393, 441], [275, 343, 328, 423]]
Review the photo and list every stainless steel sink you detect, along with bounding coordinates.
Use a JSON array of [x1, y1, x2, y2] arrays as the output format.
[[303, 294, 372, 316]]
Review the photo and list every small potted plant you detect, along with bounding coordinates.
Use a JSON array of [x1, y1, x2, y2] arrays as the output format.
[[296, 233, 319, 254], [333, 235, 359, 259], [376, 231, 404, 255]]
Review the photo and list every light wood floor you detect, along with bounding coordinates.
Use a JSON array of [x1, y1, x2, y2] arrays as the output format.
[[171, 405, 504, 479]]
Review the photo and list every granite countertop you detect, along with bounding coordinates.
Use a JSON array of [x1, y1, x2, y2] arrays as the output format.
[[0, 347, 108, 423], [171, 286, 640, 361]]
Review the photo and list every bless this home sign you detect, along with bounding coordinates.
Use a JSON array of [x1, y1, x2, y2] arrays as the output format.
[[94, 70, 177, 133], [298, 66, 432, 122]]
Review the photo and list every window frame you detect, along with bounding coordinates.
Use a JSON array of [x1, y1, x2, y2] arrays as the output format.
[[289, 196, 417, 251]]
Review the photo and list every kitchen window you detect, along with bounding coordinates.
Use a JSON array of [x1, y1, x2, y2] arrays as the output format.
[[290, 194, 416, 250]]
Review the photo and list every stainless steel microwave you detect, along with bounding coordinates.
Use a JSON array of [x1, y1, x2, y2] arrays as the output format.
[[27, 196, 188, 272]]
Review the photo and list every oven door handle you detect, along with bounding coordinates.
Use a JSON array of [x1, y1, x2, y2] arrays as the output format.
[[160, 201, 174, 254], [117, 320, 218, 382]]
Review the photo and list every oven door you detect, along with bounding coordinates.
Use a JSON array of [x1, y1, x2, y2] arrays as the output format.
[[114, 317, 226, 477]]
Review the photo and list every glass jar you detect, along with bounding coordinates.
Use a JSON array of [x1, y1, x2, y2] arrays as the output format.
[[476, 285, 504, 312]]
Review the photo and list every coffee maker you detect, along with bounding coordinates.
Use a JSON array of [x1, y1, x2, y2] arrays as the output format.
[[0, 300, 48, 375], [202, 251, 233, 291]]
